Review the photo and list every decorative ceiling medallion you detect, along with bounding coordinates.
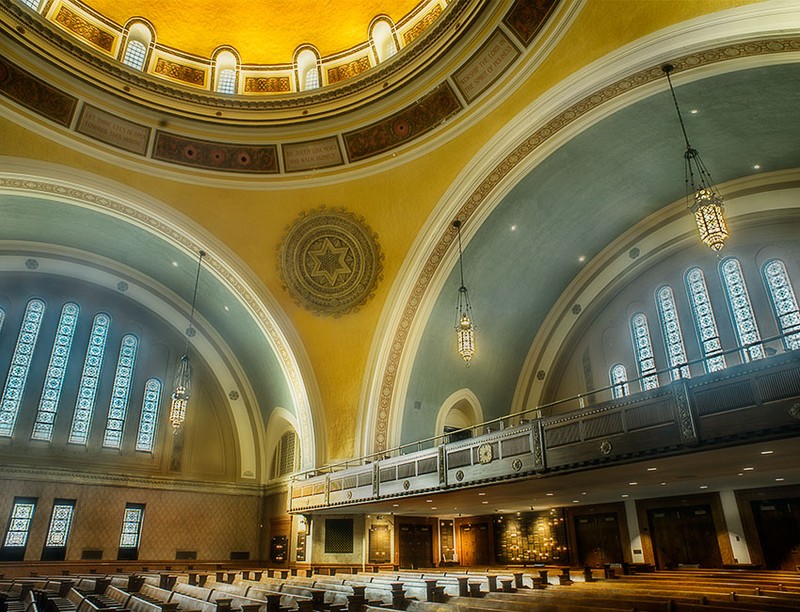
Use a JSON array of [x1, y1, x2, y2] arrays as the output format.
[[279, 207, 383, 316]]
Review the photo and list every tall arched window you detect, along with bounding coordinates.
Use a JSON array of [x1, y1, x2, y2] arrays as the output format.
[[135, 378, 162, 452], [685, 267, 726, 373], [68, 313, 111, 445], [0, 299, 45, 437], [609, 363, 630, 398], [631, 313, 659, 391], [296, 48, 321, 91], [121, 22, 153, 71], [371, 18, 398, 63], [272, 430, 300, 478], [763, 259, 800, 351], [31, 302, 80, 442], [213, 50, 239, 94], [720, 257, 764, 362], [103, 334, 139, 448], [656, 286, 690, 380]]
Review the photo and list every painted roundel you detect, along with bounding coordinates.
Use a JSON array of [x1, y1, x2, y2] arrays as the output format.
[[279, 208, 383, 316]]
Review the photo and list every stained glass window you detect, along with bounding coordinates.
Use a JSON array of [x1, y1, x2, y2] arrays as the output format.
[[217, 68, 236, 94], [609, 363, 630, 398], [135, 378, 161, 452], [44, 501, 75, 547], [656, 286, 690, 380], [0, 299, 45, 437], [103, 334, 138, 448], [31, 302, 80, 442], [3, 498, 36, 547], [122, 40, 147, 71], [68, 313, 111, 445], [720, 257, 764, 362], [119, 504, 145, 548], [763, 259, 800, 351], [685, 267, 726, 373], [631, 313, 659, 391]]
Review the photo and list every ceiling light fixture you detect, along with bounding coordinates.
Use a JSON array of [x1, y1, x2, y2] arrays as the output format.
[[170, 249, 205, 430], [662, 65, 728, 253], [452, 220, 476, 364]]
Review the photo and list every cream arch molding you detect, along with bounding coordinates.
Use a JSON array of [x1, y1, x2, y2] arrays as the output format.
[[0, 157, 325, 478], [358, 0, 800, 454], [434, 387, 484, 439]]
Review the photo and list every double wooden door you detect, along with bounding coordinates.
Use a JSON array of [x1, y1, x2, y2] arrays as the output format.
[[574, 512, 624, 567], [398, 524, 432, 569], [648, 505, 722, 568], [751, 498, 800, 570], [459, 522, 490, 566]]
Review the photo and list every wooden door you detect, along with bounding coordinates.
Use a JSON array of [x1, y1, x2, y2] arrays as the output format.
[[574, 512, 624, 567], [648, 505, 722, 569], [460, 522, 490, 566], [751, 498, 800, 570], [398, 524, 432, 569], [369, 524, 391, 564]]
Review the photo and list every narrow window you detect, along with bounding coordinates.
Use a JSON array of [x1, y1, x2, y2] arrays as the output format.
[[720, 257, 764, 362], [272, 430, 300, 478], [631, 313, 659, 391], [135, 378, 162, 452], [685, 267, 726, 372], [122, 40, 147, 71], [304, 68, 320, 90], [296, 49, 321, 91], [42, 500, 75, 561], [217, 68, 236, 94], [0, 307, 5, 333], [20, 0, 42, 10], [763, 259, 800, 351], [118, 503, 145, 560], [609, 364, 630, 398], [371, 19, 398, 63], [68, 313, 111, 445], [656, 286, 690, 380], [1, 498, 37, 562], [32, 302, 80, 442], [103, 334, 138, 448], [0, 299, 45, 437]]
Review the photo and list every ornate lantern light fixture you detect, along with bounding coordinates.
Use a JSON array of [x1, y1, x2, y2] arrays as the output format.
[[452, 220, 475, 364], [662, 64, 729, 253], [170, 249, 205, 430]]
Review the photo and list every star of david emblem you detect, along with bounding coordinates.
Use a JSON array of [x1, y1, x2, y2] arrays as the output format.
[[307, 237, 352, 286]]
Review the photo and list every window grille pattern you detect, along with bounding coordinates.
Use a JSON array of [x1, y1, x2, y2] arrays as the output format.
[[217, 68, 236, 94], [0, 299, 45, 437], [3, 499, 36, 547], [656, 286, 690, 380], [324, 518, 354, 553], [631, 313, 659, 391], [278, 431, 297, 476], [385, 38, 398, 59], [135, 378, 161, 452], [763, 259, 800, 350], [304, 68, 320, 90], [68, 313, 110, 445], [103, 334, 138, 448], [122, 40, 147, 71], [20, 0, 41, 10], [44, 501, 75, 547], [609, 364, 630, 398], [685, 267, 726, 372], [32, 302, 80, 441], [119, 505, 144, 548], [721, 257, 764, 362]]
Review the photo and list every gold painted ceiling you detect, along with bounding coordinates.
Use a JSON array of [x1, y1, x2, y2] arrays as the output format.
[[85, 0, 422, 63]]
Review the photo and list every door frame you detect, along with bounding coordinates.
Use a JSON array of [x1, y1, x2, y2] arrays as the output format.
[[565, 502, 631, 566], [735, 484, 800, 569]]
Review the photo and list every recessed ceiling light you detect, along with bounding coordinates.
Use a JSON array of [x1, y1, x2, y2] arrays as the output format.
[[743, 467, 754, 471], [482, 501, 489, 504], [753, 164, 761, 170], [578, 255, 586, 263], [629, 482, 638, 486], [478, 492, 486, 496], [572, 500, 579, 503], [621, 494, 629, 498], [546, 492, 554, 496], [760, 450, 773, 455], [738, 473, 744, 476], [690, 109, 699, 114], [392, 503, 399, 507], [660, 482, 666, 486], [775, 478, 785, 482], [700, 485, 708, 489], [647, 467, 658, 471], [581, 492, 587, 495], [431, 507, 437, 510]]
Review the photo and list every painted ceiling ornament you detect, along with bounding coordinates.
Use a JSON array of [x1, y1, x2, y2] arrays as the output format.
[[279, 207, 383, 316]]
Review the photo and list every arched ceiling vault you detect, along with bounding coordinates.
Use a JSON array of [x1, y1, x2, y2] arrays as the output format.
[[367, 2, 800, 450], [0, 160, 324, 478]]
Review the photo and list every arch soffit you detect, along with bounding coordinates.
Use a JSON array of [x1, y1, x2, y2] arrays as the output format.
[[0, 158, 325, 476], [434, 387, 484, 437], [358, 2, 800, 453]]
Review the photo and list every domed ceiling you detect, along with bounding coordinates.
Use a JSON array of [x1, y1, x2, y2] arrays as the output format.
[[87, 0, 422, 63]]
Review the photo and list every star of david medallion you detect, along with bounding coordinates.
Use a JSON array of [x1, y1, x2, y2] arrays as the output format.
[[279, 208, 383, 315]]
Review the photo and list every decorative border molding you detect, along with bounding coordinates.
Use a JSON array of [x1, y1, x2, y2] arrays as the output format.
[[367, 36, 800, 452]]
